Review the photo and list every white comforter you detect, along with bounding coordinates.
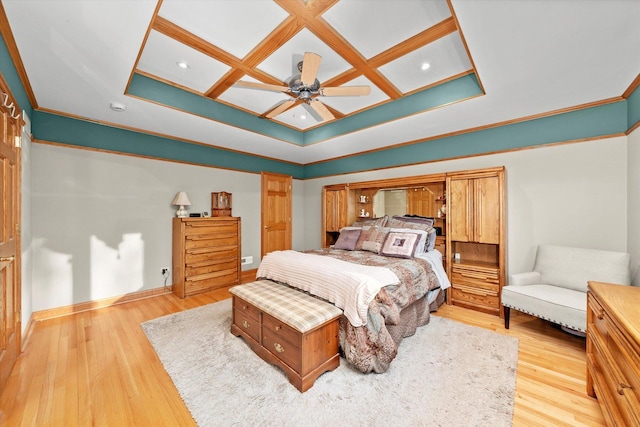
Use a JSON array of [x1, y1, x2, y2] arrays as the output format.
[[256, 250, 399, 327]]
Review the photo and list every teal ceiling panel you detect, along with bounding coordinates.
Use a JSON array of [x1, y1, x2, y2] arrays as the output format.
[[127, 73, 304, 145], [128, 72, 482, 146], [31, 110, 305, 178], [303, 74, 483, 145], [628, 84, 640, 130], [0, 33, 33, 118], [303, 100, 627, 178]]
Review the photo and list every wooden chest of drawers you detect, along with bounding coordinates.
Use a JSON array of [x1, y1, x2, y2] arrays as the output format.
[[587, 281, 640, 426], [450, 261, 500, 315], [172, 217, 241, 298]]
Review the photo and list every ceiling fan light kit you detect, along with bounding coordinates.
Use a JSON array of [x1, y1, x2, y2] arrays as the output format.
[[235, 52, 371, 123]]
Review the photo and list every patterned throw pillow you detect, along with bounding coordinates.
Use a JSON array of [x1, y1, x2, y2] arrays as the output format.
[[380, 231, 421, 258], [333, 228, 362, 250], [389, 228, 428, 254], [351, 215, 388, 228], [355, 226, 389, 253], [386, 216, 434, 251]]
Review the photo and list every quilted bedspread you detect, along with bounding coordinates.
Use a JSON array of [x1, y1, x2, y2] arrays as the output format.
[[260, 248, 442, 373]]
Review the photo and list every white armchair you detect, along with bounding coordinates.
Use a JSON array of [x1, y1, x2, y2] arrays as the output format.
[[502, 245, 631, 333]]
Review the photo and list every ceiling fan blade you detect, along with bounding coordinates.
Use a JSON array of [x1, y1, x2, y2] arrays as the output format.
[[235, 80, 288, 93], [321, 86, 371, 97], [301, 103, 323, 122], [266, 99, 296, 118], [309, 100, 334, 121], [300, 52, 321, 86]]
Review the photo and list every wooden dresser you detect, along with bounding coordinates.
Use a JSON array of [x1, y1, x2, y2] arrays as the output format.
[[586, 281, 640, 426], [172, 217, 241, 298]]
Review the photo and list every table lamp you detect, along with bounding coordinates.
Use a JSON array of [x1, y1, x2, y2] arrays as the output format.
[[171, 191, 192, 218]]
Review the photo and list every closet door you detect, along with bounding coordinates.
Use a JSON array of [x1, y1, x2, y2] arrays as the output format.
[[0, 90, 21, 393]]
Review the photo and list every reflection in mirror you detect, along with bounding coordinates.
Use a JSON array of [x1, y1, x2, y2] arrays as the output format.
[[374, 184, 442, 218]]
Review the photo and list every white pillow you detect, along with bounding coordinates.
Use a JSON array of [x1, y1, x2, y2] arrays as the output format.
[[426, 228, 437, 252]]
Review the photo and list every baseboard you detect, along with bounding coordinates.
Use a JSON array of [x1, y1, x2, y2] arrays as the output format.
[[21, 314, 36, 352], [241, 268, 258, 283], [31, 286, 173, 322], [28, 271, 257, 325]]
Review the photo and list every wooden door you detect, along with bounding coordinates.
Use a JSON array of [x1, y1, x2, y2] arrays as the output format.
[[0, 89, 21, 393], [474, 176, 500, 244], [261, 172, 292, 257], [448, 179, 471, 242]]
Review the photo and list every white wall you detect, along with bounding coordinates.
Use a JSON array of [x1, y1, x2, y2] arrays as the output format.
[[28, 134, 631, 313], [303, 136, 628, 279], [30, 143, 305, 312], [628, 127, 640, 286]]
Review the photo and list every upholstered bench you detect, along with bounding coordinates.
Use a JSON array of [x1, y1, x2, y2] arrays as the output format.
[[502, 245, 630, 334], [229, 279, 343, 392]]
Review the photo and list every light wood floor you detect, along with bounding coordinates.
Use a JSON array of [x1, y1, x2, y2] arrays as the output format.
[[0, 287, 605, 426]]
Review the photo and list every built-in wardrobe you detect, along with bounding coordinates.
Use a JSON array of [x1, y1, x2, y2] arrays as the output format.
[[321, 166, 506, 317]]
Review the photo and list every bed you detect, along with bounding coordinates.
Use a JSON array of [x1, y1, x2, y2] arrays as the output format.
[[256, 215, 451, 373]]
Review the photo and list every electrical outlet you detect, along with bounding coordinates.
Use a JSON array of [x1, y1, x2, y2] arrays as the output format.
[[241, 256, 253, 265], [161, 267, 170, 276]]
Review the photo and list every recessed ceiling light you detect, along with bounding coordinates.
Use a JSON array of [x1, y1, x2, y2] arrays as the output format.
[[300, 113, 307, 120], [110, 102, 126, 112], [176, 61, 190, 70], [421, 62, 431, 71]]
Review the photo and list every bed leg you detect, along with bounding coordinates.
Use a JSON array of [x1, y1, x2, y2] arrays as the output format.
[[503, 306, 510, 329]]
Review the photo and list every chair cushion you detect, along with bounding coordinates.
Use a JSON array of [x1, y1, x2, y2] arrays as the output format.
[[502, 284, 587, 332], [534, 245, 630, 292]]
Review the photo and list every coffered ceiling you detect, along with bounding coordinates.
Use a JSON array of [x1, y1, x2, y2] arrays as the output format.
[[2, 0, 639, 165]]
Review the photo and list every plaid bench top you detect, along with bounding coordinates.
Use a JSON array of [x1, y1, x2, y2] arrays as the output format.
[[229, 280, 343, 333]]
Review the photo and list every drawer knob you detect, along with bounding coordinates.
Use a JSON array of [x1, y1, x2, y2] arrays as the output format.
[[274, 342, 285, 353], [242, 320, 250, 329], [242, 305, 248, 310], [275, 325, 280, 331]]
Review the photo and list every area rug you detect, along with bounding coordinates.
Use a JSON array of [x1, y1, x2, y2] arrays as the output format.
[[141, 299, 518, 426]]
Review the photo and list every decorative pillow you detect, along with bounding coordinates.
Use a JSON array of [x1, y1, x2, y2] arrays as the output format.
[[380, 231, 421, 258], [389, 228, 428, 254], [395, 215, 435, 228], [355, 226, 389, 253], [351, 215, 388, 228], [333, 228, 362, 250], [387, 216, 434, 251]]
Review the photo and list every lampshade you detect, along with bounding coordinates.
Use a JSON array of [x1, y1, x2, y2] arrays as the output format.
[[171, 191, 192, 207], [171, 192, 192, 218]]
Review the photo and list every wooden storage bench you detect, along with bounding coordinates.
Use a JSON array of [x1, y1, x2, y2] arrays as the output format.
[[229, 280, 343, 392]]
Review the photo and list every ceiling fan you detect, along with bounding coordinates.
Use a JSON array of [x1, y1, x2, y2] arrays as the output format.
[[234, 52, 371, 122]]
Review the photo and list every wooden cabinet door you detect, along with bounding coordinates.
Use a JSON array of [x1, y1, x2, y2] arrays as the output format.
[[448, 179, 471, 242], [324, 188, 347, 232], [473, 176, 500, 244], [449, 177, 500, 244]]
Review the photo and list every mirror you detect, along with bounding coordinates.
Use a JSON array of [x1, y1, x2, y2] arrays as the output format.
[[373, 184, 444, 219]]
